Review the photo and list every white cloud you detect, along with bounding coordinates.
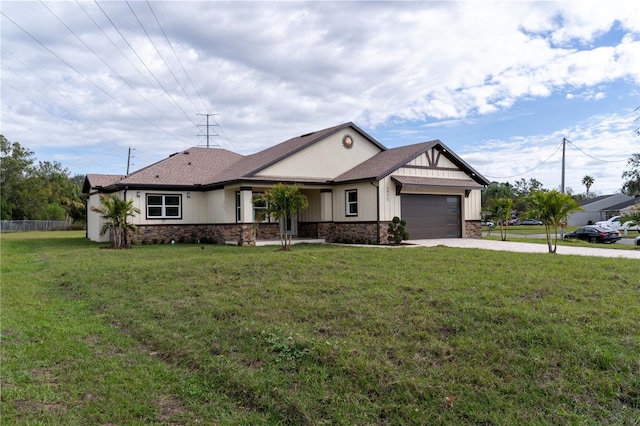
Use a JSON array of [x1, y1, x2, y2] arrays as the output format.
[[1, 0, 638, 185]]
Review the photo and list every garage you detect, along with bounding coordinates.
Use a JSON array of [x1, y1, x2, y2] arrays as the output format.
[[401, 194, 461, 239]]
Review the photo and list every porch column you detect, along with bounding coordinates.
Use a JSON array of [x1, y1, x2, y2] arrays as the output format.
[[239, 187, 253, 223], [320, 189, 333, 222], [238, 187, 255, 246]]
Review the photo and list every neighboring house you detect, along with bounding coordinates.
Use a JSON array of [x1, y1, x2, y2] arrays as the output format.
[[568, 193, 637, 226], [83, 122, 490, 245]]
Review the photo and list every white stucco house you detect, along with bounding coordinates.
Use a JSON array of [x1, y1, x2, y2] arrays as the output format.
[[83, 122, 490, 245]]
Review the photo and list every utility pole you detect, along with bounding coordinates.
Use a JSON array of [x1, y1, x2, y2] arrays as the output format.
[[561, 137, 566, 194], [560, 137, 566, 239], [127, 147, 135, 175], [197, 113, 220, 148]]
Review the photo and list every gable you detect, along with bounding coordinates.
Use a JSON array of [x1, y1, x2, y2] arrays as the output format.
[[254, 126, 383, 180]]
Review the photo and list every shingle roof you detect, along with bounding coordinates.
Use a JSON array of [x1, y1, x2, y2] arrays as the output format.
[[391, 175, 485, 190], [116, 147, 243, 187], [83, 122, 490, 192], [334, 141, 438, 182], [334, 140, 490, 186], [83, 174, 125, 193]]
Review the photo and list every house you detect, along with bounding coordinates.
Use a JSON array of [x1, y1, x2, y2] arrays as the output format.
[[83, 122, 490, 245], [568, 193, 638, 226]]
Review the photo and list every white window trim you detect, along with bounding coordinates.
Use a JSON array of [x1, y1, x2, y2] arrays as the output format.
[[147, 194, 182, 219], [346, 189, 358, 216], [253, 193, 270, 223]]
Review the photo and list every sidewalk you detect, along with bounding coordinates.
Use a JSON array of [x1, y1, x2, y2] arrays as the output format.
[[406, 238, 640, 259]]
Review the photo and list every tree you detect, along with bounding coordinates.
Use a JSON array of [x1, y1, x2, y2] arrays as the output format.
[[581, 175, 595, 197], [1, 136, 85, 222], [526, 189, 582, 253], [621, 153, 640, 196], [489, 198, 513, 241], [0, 136, 35, 219], [254, 183, 309, 251], [90, 194, 140, 248], [481, 181, 514, 210]]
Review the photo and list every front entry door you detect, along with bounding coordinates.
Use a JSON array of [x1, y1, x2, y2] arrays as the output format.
[[280, 216, 298, 236]]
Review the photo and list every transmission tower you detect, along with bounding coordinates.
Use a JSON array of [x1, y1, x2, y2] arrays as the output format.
[[197, 113, 220, 148]]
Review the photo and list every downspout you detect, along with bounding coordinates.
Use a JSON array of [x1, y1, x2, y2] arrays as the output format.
[[370, 181, 380, 244]]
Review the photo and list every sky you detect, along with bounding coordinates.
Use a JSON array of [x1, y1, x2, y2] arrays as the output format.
[[1, 1, 639, 195]]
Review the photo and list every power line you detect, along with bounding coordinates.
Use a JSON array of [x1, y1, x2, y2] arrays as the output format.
[[145, 0, 208, 112], [565, 139, 629, 163], [1, 10, 194, 146], [124, 0, 199, 123], [484, 139, 564, 179], [93, 0, 197, 128], [39, 1, 193, 137]]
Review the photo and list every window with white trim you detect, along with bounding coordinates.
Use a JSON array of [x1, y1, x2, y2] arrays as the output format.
[[253, 193, 270, 222], [346, 189, 358, 216], [147, 194, 181, 219], [236, 192, 241, 222]]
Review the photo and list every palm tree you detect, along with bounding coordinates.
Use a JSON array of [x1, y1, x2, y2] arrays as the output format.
[[527, 189, 582, 253], [90, 194, 140, 248], [254, 183, 309, 251], [489, 198, 513, 241], [582, 175, 595, 197]]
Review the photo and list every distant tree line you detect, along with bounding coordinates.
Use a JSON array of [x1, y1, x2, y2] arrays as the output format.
[[482, 153, 640, 214], [1, 135, 86, 223]]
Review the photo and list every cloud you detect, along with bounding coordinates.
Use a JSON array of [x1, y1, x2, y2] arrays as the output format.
[[1, 1, 638, 189]]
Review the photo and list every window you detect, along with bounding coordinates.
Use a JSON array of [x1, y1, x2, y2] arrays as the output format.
[[236, 192, 241, 222], [346, 189, 358, 216], [253, 194, 269, 222], [147, 194, 181, 219]]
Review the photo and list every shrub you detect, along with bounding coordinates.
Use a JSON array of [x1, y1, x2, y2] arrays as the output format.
[[388, 216, 409, 244]]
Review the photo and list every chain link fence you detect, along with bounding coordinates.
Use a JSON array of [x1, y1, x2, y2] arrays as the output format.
[[1, 220, 73, 232]]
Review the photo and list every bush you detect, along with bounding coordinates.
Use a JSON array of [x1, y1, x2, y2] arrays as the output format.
[[388, 217, 409, 244]]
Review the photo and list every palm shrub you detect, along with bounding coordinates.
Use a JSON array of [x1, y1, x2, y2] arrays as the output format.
[[90, 194, 140, 248], [526, 189, 581, 253], [489, 197, 513, 241], [388, 216, 409, 244], [254, 183, 309, 251]]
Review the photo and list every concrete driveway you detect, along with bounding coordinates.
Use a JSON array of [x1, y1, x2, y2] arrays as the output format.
[[406, 238, 640, 259]]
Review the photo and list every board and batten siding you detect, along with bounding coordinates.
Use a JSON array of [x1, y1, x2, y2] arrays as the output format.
[[333, 182, 378, 222], [378, 148, 484, 222], [87, 192, 111, 242], [298, 189, 322, 222]]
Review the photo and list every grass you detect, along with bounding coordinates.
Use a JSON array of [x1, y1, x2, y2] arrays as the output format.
[[483, 225, 640, 250], [2, 231, 639, 425]]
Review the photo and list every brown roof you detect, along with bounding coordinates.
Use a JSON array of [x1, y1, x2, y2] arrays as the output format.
[[117, 147, 243, 187], [83, 174, 125, 193], [83, 122, 489, 192], [391, 175, 485, 190], [334, 141, 439, 182]]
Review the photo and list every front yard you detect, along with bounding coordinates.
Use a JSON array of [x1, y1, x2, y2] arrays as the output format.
[[2, 231, 639, 424]]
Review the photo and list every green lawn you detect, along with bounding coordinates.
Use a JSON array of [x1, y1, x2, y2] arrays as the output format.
[[2, 231, 639, 424]]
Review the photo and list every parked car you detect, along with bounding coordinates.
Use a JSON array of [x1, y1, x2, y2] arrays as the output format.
[[521, 218, 543, 225], [636, 235, 640, 246], [481, 220, 495, 228], [595, 215, 638, 231], [563, 226, 621, 244], [501, 218, 520, 226], [595, 216, 622, 229]]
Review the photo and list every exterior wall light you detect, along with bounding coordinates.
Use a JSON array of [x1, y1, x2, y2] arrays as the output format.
[[187, 192, 191, 198], [136, 191, 141, 197]]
